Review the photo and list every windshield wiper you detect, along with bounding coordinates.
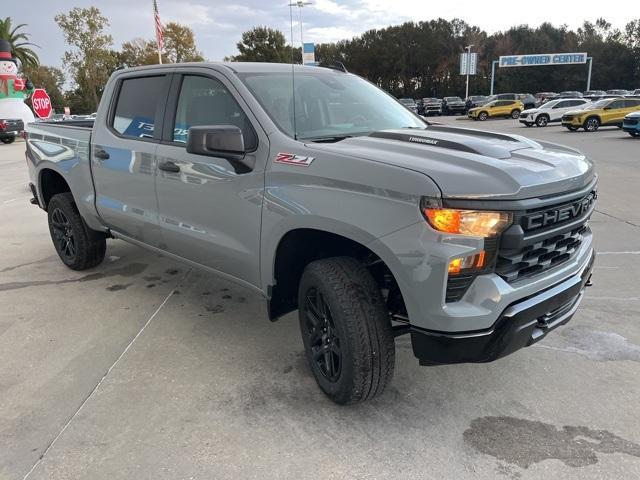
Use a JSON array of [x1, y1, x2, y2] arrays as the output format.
[[304, 134, 356, 143]]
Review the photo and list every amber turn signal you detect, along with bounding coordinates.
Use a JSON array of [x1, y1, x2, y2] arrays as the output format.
[[448, 251, 486, 275]]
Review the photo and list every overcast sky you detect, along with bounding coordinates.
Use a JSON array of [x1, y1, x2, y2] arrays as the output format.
[[9, 0, 638, 70]]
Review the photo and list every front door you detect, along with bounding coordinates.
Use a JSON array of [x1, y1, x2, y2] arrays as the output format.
[[91, 73, 171, 246], [154, 71, 268, 288]]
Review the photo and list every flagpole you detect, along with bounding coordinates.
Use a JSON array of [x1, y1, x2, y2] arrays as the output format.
[[153, 0, 163, 64]]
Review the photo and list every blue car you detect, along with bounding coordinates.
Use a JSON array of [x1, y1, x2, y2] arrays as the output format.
[[623, 111, 640, 137]]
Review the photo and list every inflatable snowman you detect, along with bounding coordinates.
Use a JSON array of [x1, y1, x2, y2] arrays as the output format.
[[0, 39, 35, 125]]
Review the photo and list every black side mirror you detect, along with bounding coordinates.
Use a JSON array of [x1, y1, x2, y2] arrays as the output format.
[[186, 125, 254, 171]]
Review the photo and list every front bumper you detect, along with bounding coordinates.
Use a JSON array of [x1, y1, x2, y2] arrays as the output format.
[[411, 250, 594, 365], [622, 123, 640, 133]]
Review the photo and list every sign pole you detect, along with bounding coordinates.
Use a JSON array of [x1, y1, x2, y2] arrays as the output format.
[[490, 60, 498, 96], [586, 57, 593, 91], [464, 45, 474, 99]]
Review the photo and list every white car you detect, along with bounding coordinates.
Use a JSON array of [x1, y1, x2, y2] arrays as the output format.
[[519, 98, 590, 127]]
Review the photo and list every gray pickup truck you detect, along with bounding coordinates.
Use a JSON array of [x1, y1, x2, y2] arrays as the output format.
[[25, 63, 596, 404]]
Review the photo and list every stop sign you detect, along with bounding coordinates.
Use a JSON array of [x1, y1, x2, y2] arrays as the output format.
[[31, 89, 52, 119]]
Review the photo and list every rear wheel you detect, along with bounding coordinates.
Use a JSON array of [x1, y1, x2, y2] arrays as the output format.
[[1, 136, 15, 144], [47, 192, 106, 270], [511, 109, 521, 119], [478, 111, 488, 121], [298, 257, 395, 404], [583, 117, 600, 132], [536, 115, 549, 127]]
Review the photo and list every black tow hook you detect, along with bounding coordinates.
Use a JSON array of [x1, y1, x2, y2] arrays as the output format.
[[585, 274, 593, 287]]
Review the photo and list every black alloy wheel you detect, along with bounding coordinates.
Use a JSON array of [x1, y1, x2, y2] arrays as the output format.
[[50, 207, 77, 262], [303, 287, 341, 382]]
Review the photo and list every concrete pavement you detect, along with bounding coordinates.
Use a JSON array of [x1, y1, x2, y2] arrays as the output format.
[[1, 120, 640, 479]]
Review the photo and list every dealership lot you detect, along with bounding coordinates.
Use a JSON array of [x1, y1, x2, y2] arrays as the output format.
[[2, 120, 640, 479]]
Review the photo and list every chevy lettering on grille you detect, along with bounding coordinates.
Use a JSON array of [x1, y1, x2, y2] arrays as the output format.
[[523, 192, 597, 231]]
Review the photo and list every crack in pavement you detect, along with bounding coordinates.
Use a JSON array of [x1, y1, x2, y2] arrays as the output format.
[[594, 209, 640, 229]]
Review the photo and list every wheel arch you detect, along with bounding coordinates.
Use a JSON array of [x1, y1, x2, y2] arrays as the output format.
[[266, 225, 407, 321], [39, 167, 72, 210]]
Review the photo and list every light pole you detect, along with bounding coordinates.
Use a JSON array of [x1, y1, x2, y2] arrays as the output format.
[[288, 1, 313, 63], [464, 44, 474, 100]]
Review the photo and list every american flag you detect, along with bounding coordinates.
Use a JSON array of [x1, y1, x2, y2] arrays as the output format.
[[153, 0, 164, 60]]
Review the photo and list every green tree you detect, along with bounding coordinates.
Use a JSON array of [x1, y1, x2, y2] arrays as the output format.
[[21, 65, 65, 111], [229, 26, 300, 63], [162, 22, 204, 63], [55, 7, 117, 111], [119, 38, 158, 67], [0, 17, 39, 68], [119, 23, 204, 67]]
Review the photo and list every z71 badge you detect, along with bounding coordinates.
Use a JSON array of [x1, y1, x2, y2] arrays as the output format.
[[274, 152, 315, 167]]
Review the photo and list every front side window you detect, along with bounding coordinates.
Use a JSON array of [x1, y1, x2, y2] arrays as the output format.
[[240, 71, 425, 140], [112, 76, 166, 139], [173, 75, 257, 150]]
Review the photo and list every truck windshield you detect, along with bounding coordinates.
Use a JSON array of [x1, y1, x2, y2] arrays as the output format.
[[239, 71, 425, 141]]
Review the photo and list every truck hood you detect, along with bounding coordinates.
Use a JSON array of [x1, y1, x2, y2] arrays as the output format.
[[307, 126, 595, 200]]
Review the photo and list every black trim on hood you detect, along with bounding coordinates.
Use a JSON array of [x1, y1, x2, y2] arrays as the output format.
[[368, 131, 479, 155]]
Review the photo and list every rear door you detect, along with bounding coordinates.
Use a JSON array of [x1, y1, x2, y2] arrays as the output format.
[[91, 73, 171, 246], [154, 68, 268, 287]]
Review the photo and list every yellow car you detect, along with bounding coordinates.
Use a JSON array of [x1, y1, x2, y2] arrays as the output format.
[[562, 97, 640, 132], [468, 100, 524, 121]]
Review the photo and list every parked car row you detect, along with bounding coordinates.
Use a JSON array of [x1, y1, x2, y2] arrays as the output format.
[[397, 89, 640, 138]]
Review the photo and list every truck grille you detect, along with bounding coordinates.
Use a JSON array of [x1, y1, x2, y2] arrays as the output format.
[[496, 225, 587, 282], [495, 190, 596, 283]]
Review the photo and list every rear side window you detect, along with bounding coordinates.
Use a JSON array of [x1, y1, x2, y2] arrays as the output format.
[[172, 75, 258, 150], [608, 100, 624, 109], [112, 76, 166, 139], [625, 99, 640, 108]]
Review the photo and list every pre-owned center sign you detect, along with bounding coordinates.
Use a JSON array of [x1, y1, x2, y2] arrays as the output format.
[[499, 52, 588, 67]]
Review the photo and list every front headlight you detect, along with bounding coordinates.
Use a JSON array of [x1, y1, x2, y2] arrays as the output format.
[[421, 198, 512, 237]]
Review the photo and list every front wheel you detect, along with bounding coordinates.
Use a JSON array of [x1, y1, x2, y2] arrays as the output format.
[[47, 192, 107, 270], [511, 109, 521, 119], [583, 117, 600, 132], [536, 115, 549, 127], [478, 112, 488, 121], [298, 257, 395, 404], [1, 136, 15, 144]]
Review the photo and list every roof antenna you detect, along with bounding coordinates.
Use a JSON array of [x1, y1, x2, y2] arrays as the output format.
[[289, 2, 298, 140]]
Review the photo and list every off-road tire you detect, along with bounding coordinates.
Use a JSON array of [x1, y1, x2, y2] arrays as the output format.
[[47, 192, 106, 270], [298, 257, 395, 404], [536, 115, 549, 127]]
